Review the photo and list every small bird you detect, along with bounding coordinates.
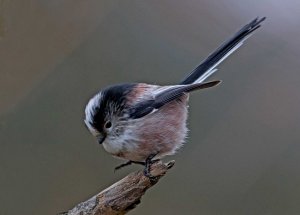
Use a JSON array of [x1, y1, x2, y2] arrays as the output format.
[[84, 17, 265, 177]]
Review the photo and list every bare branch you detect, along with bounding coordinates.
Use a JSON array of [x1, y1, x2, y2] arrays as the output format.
[[60, 160, 175, 215]]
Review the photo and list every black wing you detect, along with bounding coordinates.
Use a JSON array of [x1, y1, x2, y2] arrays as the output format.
[[128, 81, 221, 119]]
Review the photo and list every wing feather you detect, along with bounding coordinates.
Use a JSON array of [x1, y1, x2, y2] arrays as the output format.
[[128, 81, 220, 119]]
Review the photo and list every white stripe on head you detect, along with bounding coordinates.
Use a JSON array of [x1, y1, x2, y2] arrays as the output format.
[[84, 92, 102, 136]]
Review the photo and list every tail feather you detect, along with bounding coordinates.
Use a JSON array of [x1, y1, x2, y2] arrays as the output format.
[[180, 17, 266, 85]]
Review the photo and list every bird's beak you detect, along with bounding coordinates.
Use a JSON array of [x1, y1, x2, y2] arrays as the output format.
[[97, 134, 106, 144]]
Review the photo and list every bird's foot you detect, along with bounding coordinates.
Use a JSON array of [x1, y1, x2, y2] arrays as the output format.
[[143, 152, 160, 179]]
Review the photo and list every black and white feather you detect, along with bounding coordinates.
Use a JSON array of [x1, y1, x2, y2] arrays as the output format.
[[180, 17, 266, 85]]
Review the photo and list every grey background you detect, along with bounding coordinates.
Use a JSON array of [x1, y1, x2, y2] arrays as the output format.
[[1, 1, 300, 214]]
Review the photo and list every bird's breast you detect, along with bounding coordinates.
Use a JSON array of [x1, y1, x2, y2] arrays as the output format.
[[102, 95, 189, 162]]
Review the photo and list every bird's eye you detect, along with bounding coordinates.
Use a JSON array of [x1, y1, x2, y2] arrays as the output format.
[[104, 121, 112, 129]]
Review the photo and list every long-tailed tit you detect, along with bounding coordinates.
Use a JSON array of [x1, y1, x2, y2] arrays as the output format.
[[84, 17, 266, 177]]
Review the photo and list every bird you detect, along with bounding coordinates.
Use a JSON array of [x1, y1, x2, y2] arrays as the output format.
[[84, 17, 266, 177]]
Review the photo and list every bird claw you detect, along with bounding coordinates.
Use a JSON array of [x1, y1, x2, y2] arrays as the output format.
[[143, 152, 159, 179], [114, 153, 160, 180]]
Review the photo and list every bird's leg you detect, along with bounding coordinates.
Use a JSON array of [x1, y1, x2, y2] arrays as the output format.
[[143, 152, 159, 178], [114, 160, 132, 172], [114, 160, 145, 172], [132, 161, 146, 165]]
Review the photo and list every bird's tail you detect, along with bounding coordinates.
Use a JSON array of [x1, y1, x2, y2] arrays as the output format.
[[180, 17, 266, 85]]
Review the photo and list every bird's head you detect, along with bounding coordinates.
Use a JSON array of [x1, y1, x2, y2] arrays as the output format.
[[84, 83, 136, 144]]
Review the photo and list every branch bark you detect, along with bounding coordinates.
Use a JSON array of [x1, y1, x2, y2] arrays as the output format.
[[59, 160, 175, 215]]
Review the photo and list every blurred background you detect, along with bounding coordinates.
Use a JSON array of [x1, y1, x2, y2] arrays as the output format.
[[1, 1, 300, 214]]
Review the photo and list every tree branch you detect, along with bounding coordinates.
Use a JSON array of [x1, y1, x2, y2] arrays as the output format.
[[60, 160, 175, 215]]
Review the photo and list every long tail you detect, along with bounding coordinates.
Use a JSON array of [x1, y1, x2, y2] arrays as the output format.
[[180, 17, 266, 85]]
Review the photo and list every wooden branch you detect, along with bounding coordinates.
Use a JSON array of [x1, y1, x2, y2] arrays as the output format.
[[60, 160, 175, 215]]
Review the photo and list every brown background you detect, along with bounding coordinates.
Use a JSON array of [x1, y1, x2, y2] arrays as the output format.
[[1, 1, 300, 214]]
